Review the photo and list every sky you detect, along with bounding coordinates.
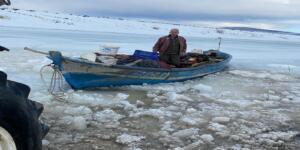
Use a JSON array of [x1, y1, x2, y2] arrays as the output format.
[[10, 0, 300, 33]]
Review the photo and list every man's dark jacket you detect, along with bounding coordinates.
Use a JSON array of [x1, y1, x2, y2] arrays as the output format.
[[153, 35, 187, 55]]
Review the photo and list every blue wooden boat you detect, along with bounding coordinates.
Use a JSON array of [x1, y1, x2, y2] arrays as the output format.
[[47, 51, 232, 89]]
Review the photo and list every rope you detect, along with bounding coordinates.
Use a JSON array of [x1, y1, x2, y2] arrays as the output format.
[[217, 37, 222, 51], [40, 64, 69, 102]]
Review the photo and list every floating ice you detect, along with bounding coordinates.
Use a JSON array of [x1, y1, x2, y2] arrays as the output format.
[[212, 117, 230, 124], [70, 93, 108, 106], [71, 116, 87, 130], [193, 83, 213, 93], [179, 111, 207, 126], [256, 131, 299, 142], [165, 92, 193, 102], [181, 140, 203, 150], [267, 95, 281, 101], [116, 134, 145, 145], [115, 93, 129, 100], [267, 64, 297, 69], [0, 67, 7, 71], [215, 99, 255, 108], [42, 140, 50, 146], [208, 123, 228, 133], [200, 134, 214, 143], [64, 106, 93, 120], [69, 92, 130, 108], [130, 108, 176, 120], [229, 70, 293, 81], [30, 91, 53, 103], [172, 128, 199, 138], [136, 100, 145, 107], [229, 135, 240, 141], [93, 109, 125, 128], [58, 115, 87, 130]]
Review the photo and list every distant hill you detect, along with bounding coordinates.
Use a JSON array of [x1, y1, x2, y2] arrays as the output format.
[[222, 27, 300, 37]]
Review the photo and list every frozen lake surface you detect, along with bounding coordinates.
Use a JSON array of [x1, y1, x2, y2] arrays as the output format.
[[1, 26, 300, 150]]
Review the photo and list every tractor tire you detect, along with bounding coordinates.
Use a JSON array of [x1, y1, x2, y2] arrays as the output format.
[[4, 0, 11, 5], [0, 71, 49, 150]]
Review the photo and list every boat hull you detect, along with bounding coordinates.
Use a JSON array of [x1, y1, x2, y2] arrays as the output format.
[[48, 51, 232, 89]]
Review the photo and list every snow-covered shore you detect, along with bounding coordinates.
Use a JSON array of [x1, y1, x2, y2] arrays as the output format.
[[1, 8, 300, 42]]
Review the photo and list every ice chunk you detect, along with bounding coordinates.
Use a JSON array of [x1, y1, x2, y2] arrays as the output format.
[[130, 108, 176, 120], [208, 123, 228, 132], [212, 117, 230, 124], [115, 93, 129, 100], [193, 83, 213, 93], [216, 99, 254, 107], [267, 95, 281, 101], [165, 92, 193, 102], [229, 70, 293, 81], [161, 121, 175, 133], [282, 91, 290, 96], [116, 134, 145, 145], [119, 100, 137, 111], [30, 92, 53, 103], [58, 116, 87, 130], [64, 106, 92, 116], [186, 108, 197, 113], [172, 128, 199, 138], [71, 116, 87, 130], [93, 109, 125, 128], [42, 140, 50, 146], [64, 106, 93, 120], [136, 100, 145, 107], [229, 135, 240, 141], [256, 131, 299, 142], [180, 111, 207, 126], [180, 116, 207, 126], [69, 92, 130, 108], [70, 93, 107, 106], [268, 90, 276, 94], [0, 67, 7, 71], [200, 134, 214, 143], [182, 140, 203, 150], [267, 64, 297, 69]]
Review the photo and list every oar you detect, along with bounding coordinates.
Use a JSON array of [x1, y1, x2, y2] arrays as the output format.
[[24, 47, 48, 55]]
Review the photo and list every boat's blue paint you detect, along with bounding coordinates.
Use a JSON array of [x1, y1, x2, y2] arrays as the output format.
[[64, 73, 172, 89], [48, 51, 232, 89]]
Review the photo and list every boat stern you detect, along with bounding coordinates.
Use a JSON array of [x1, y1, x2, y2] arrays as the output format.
[[47, 51, 63, 70]]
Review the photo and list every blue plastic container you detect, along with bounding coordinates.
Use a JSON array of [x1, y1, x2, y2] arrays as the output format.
[[133, 50, 159, 61]]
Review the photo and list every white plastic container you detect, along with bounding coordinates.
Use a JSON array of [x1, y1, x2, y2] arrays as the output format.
[[96, 56, 117, 65], [80, 53, 97, 62], [191, 49, 204, 54], [99, 45, 120, 55]]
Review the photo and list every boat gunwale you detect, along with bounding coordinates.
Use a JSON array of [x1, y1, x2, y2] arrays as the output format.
[[59, 51, 232, 72]]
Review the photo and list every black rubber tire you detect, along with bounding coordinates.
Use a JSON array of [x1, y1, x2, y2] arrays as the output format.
[[4, 0, 11, 5], [0, 71, 47, 150], [0, 45, 10, 51]]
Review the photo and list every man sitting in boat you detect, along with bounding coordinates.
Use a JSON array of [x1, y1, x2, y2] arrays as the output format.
[[153, 28, 187, 67]]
